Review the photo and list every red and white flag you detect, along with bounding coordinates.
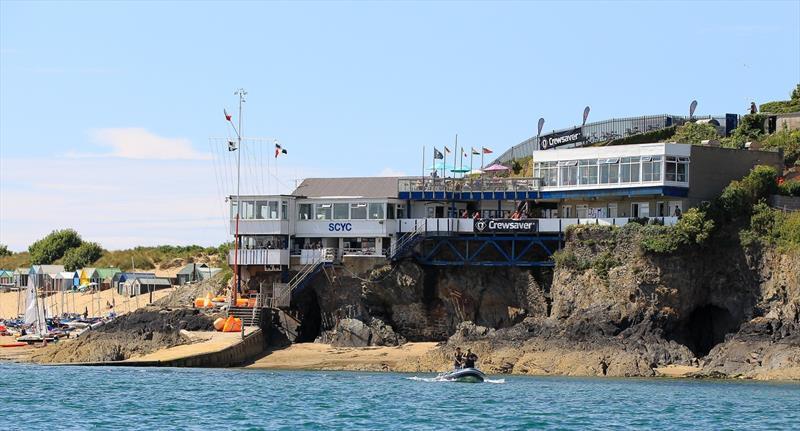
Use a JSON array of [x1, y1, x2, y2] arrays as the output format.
[[482, 147, 493, 154], [275, 142, 287, 158]]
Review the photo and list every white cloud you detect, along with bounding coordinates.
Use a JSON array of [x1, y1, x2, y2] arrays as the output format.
[[377, 167, 407, 177], [66, 128, 211, 160]]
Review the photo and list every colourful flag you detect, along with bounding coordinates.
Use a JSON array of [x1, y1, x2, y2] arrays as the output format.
[[461, 148, 467, 157], [224, 109, 232, 122], [433, 148, 444, 159], [275, 143, 287, 158], [471, 147, 480, 155], [227, 140, 236, 152], [444, 146, 451, 154], [482, 147, 493, 154]]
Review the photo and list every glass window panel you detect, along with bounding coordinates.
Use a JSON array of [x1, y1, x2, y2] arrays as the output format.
[[315, 203, 332, 220], [333, 203, 349, 220], [298, 204, 312, 220], [368, 203, 385, 219], [350, 203, 367, 219], [396, 204, 406, 219], [268, 201, 279, 219], [230, 200, 238, 219], [255, 201, 268, 219], [242, 201, 255, 219], [281, 202, 288, 220], [387, 204, 396, 219]]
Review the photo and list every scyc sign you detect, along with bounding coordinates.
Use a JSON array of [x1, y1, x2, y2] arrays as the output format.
[[328, 222, 352, 232]]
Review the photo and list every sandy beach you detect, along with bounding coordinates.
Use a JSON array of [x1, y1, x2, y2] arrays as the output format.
[[0, 288, 175, 320], [248, 342, 443, 373]]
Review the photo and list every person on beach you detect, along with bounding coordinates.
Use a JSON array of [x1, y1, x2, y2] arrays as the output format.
[[453, 347, 464, 369], [464, 349, 478, 368]]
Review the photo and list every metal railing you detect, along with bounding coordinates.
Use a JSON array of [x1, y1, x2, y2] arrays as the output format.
[[398, 177, 543, 194], [494, 114, 727, 163]]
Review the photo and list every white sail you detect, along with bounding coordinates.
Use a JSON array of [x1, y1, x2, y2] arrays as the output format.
[[24, 277, 48, 336]]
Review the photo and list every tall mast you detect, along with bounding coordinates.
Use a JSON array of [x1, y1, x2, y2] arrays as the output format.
[[232, 88, 247, 302]]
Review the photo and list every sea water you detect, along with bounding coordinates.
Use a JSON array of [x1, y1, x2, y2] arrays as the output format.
[[1, 363, 798, 430]]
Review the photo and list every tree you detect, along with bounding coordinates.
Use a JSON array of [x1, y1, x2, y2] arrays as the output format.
[[761, 125, 800, 167], [0, 244, 11, 257], [61, 242, 104, 271], [670, 122, 719, 145], [28, 229, 83, 264]]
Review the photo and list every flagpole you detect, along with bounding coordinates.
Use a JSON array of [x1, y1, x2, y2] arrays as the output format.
[[421, 146, 425, 191], [453, 134, 458, 179], [232, 88, 246, 304]]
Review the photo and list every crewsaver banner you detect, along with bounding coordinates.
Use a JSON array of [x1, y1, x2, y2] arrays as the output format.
[[538, 127, 584, 150], [473, 219, 539, 233]]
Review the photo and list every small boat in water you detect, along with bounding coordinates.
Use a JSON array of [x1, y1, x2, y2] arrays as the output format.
[[439, 367, 487, 383]]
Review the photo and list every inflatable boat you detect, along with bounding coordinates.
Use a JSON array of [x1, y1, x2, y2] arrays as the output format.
[[439, 367, 486, 383]]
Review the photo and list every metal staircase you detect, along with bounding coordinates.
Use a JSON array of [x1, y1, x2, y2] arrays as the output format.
[[269, 248, 335, 309], [390, 223, 426, 261]]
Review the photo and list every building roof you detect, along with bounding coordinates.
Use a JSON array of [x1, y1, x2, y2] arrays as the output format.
[[292, 177, 401, 199], [177, 263, 209, 275], [32, 265, 66, 275], [0, 270, 14, 277], [96, 268, 121, 279], [55, 271, 75, 279], [134, 277, 172, 286]]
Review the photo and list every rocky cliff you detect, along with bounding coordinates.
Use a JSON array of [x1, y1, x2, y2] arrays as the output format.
[[291, 224, 798, 379]]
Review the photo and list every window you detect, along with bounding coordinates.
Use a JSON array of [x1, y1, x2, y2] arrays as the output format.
[[333, 203, 349, 220], [620, 157, 640, 183], [298, 204, 312, 220], [350, 203, 367, 219], [665, 156, 689, 182], [579, 159, 598, 185], [576, 204, 588, 218], [315, 203, 332, 220], [387, 203, 396, 219], [642, 156, 662, 181], [558, 161, 578, 186], [396, 204, 406, 219], [534, 162, 558, 186], [241, 201, 255, 219], [281, 202, 288, 220], [608, 203, 618, 218], [368, 203, 385, 219], [255, 201, 269, 219], [599, 158, 620, 184], [268, 201, 279, 219], [562, 205, 573, 217], [230, 200, 238, 219]]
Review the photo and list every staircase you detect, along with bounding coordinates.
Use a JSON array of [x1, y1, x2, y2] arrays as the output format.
[[228, 306, 262, 327], [390, 223, 426, 261], [269, 248, 335, 309]]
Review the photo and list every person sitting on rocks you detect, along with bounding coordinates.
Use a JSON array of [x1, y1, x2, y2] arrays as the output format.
[[464, 349, 478, 369], [453, 347, 464, 369]]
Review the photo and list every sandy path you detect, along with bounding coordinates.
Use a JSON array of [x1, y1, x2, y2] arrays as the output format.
[[248, 342, 442, 372], [0, 288, 175, 320]]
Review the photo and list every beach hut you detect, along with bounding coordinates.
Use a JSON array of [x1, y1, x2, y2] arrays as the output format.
[[96, 268, 121, 290], [79, 268, 99, 288], [0, 270, 15, 288], [176, 263, 218, 285], [114, 272, 155, 293], [30, 265, 65, 292], [128, 277, 172, 297], [14, 268, 30, 290], [54, 272, 76, 292]]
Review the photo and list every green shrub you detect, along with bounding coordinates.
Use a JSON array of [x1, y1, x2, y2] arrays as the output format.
[[761, 126, 800, 167], [721, 114, 767, 149], [604, 126, 677, 147], [639, 224, 683, 253], [0, 244, 10, 257], [741, 202, 800, 252], [778, 180, 800, 197], [674, 208, 715, 245], [759, 84, 800, 114], [591, 251, 620, 279], [669, 122, 719, 144], [28, 229, 83, 264]]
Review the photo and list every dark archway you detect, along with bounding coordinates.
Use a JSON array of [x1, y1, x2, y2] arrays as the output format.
[[666, 304, 740, 357], [293, 288, 322, 342]]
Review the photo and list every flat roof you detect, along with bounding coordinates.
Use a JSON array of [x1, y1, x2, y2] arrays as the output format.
[[532, 142, 691, 162]]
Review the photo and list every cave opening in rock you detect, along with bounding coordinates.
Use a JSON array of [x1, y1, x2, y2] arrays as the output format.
[[294, 289, 322, 343], [668, 304, 740, 357]]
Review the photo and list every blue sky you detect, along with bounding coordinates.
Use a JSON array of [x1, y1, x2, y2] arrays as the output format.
[[1, 1, 798, 251]]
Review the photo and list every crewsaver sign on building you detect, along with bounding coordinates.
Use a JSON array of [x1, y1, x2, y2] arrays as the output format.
[[538, 127, 585, 150], [473, 219, 539, 233]]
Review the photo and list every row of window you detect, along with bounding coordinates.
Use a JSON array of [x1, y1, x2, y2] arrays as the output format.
[[232, 200, 289, 220], [533, 156, 689, 187], [298, 203, 406, 221]]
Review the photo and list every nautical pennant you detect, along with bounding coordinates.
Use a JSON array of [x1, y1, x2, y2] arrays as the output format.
[[275, 143, 288, 158], [482, 147, 493, 154]]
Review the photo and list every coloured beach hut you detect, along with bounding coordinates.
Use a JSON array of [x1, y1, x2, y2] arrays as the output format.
[[0, 269, 14, 288], [114, 272, 156, 294], [176, 263, 220, 285], [30, 265, 66, 292], [128, 277, 172, 297]]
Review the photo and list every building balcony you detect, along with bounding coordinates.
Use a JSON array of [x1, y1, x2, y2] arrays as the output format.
[[230, 219, 290, 236], [397, 217, 678, 234], [228, 249, 289, 266]]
